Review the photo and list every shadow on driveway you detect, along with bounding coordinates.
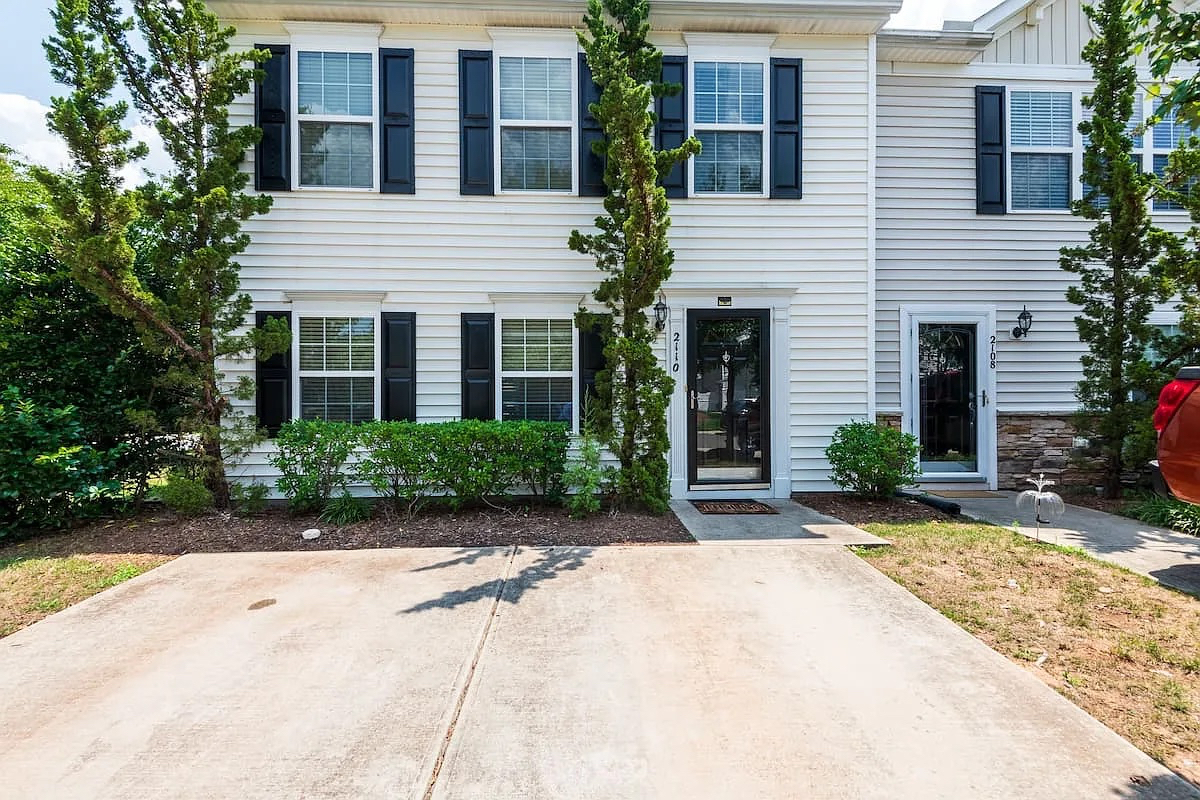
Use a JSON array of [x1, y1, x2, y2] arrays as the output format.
[[399, 546, 592, 614]]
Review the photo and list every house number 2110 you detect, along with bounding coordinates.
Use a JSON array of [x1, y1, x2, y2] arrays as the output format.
[[989, 335, 997, 369], [672, 332, 681, 373]]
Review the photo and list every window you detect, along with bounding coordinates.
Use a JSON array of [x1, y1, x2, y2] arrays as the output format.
[[500, 319, 573, 423], [1151, 103, 1197, 212], [499, 57, 573, 191], [693, 62, 764, 194], [298, 316, 376, 422], [1081, 94, 1143, 209], [297, 51, 374, 188], [1010, 91, 1073, 210]]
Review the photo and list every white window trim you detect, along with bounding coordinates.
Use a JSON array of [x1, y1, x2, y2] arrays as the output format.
[[489, 29, 579, 196], [494, 312, 580, 432], [291, 304, 382, 423], [286, 24, 382, 193], [686, 40, 771, 199]]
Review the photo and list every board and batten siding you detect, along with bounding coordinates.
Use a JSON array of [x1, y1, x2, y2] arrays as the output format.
[[219, 22, 874, 493], [979, 0, 1094, 67], [875, 69, 1185, 416]]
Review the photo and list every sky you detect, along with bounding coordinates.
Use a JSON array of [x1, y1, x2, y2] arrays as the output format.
[[0, 0, 1001, 176]]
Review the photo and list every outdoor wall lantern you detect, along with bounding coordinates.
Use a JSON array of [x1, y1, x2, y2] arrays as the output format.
[[1012, 305, 1034, 339], [654, 294, 669, 333]]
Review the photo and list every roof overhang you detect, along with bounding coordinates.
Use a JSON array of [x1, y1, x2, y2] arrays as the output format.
[[876, 27, 994, 64], [207, 0, 903, 35]]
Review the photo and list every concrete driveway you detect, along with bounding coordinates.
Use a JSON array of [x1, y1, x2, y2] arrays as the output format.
[[1, 544, 1195, 800]]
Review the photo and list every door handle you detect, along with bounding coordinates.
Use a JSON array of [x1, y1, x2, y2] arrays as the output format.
[[689, 388, 697, 410], [981, 389, 989, 407]]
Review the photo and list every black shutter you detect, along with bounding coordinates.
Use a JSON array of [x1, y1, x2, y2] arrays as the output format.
[[656, 55, 688, 198], [461, 313, 495, 420], [381, 312, 417, 421], [976, 85, 1007, 215], [578, 316, 609, 418], [770, 58, 803, 199], [579, 54, 606, 197], [255, 311, 291, 436], [459, 50, 494, 196], [380, 48, 415, 194], [255, 44, 290, 192]]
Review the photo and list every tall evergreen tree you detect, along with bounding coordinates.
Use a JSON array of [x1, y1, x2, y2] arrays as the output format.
[[1060, 0, 1166, 498], [569, 0, 700, 512], [35, 0, 287, 506]]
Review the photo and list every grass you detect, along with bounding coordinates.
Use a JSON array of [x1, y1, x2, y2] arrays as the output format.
[[0, 550, 170, 638], [856, 520, 1200, 784]]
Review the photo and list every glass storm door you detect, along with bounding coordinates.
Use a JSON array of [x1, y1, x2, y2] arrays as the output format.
[[687, 310, 770, 485], [917, 322, 981, 475]]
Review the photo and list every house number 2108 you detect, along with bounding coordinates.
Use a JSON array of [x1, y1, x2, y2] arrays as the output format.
[[989, 335, 997, 369], [672, 332, 681, 373]]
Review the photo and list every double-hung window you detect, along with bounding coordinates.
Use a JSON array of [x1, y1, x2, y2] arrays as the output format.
[[1151, 103, 1197, 212], [500, 319, 574, 424], [298, 316, 377, 422], [1081, 94, 1143, 209], [1009, 90, 1074, 210], [693, 61, 765, 194], [499, 57, 574, 191], [297, 50, 375, 188]]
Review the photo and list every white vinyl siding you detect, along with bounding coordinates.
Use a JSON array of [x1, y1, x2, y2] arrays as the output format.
[[222, 24, 873, 495], [296, 51, 375, 189], [693, 62, 765, 194], [1009, 91, 1073, 210]]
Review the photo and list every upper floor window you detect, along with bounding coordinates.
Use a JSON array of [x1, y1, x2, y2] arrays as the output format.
[[297, 50, 375, 189], [499, 56, 574, 191], [1009, 90, 1073, 210], [693, 61, 765, 194], [1151, 103, 1197, 212]]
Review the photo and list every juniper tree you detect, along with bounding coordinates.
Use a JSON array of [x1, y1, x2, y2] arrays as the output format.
[[35, 0, 287, 506], [569, 0, 700, 512], [1060, 0, 1166, 498]]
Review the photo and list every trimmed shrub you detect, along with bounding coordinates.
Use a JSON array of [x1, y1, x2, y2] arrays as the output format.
[[0, 386, 119, 536], [272, 420, 359, 512], [825, 420, 921, 499], [427, 420, 527, 509], [152, 472, 214, 516], [354, 421, 437, 515]]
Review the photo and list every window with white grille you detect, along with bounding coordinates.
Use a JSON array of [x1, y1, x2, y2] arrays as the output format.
[[1010, 91, 1074, 210]]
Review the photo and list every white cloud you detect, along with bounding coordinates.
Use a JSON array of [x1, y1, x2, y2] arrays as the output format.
[[887, 0, 1004, 29], [0, 92, 172, 184]]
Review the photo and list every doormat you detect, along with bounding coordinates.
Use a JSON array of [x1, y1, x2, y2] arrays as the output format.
[[690, 500, 779, 515], [928, 491, 1004, 499]]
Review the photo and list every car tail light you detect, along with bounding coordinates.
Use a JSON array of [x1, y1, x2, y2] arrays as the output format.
[[1154, 378, 1200, 432]]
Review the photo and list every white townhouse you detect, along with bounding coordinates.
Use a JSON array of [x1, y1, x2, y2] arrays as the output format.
[[212, 0, 1188, 497]]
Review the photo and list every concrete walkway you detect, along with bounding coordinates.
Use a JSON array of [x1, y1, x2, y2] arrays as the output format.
[[952, 492, 1200, 596], [671, 498, 888, 546], [2, 542, 1195, 799]]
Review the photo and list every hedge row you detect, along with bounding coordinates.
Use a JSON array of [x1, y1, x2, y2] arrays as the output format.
[[270, 419, 570, 513]]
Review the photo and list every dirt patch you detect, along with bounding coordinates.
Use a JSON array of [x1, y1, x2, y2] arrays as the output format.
[[1058, 491, 1133, 516], [859, 520, 1200, 786], [3, 505, 693, 559], [793, 493, 954, 525]]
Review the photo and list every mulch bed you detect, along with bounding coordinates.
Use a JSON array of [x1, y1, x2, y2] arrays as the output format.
[[1, 505, 694, 559], [1056, 491, 1133, 516], [793, 493, 955, 526]]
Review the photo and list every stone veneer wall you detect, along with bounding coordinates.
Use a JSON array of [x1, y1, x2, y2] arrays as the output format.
[[877, 411, 1102, 490]]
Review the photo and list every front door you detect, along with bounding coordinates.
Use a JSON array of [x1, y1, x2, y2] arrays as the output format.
[[687, 310, 770, 486], [905, 311, 996, 485]]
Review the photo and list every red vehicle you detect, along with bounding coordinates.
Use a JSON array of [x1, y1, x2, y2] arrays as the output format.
[[1154, 367, 1200, 504]]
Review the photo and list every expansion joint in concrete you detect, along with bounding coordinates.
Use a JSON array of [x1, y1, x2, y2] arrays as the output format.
[[421, 545, 518, 800]]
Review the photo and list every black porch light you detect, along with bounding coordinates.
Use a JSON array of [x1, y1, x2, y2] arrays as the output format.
[[653, 293, 669, 333], [1012, 305, 1034, 339]]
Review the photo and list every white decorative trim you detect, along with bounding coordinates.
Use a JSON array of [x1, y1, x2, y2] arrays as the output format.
[[682, 33, 778, 51], [283, 21, 383, 46], [867, 32, 878, 421], [284, 291, 388, 303], [488, 292, 599, 307], [487, 27, 578, 56]]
